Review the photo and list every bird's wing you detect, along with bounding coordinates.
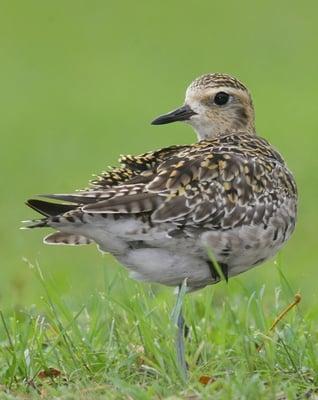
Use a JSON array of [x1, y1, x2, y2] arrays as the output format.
[[31, 145, 190, 218], [147, 150, 283, 228], [145, 136, 296, 228], [34, 135, 296, 230], [90, 144, 189, 189]]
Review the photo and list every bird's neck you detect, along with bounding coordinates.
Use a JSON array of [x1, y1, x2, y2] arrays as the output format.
[[193, 122, 256, 141]]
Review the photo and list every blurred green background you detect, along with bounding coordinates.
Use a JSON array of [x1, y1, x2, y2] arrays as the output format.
[[1, 1, 317, 309]]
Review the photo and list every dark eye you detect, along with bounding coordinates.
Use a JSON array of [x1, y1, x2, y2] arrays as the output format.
[[214, 92, 229, 106]]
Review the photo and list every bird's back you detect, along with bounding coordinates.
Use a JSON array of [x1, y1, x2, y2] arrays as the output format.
[[26, 132, 297, 290]]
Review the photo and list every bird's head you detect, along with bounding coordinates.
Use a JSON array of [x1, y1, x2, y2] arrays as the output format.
[[152, 73, 255, 140]]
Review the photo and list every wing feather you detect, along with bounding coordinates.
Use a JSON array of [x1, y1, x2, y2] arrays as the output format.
[[27, 134, 296, 231], [82, 191, 161, 214]]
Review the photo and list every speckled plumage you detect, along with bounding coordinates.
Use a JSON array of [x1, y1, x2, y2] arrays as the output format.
[[189, 73, 249, 92], [25, 73, 297, 290]]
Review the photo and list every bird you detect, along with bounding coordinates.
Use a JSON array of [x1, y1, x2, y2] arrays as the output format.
[[25, 73, 298, 378]]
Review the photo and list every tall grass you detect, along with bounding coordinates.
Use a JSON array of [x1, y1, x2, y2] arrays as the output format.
[[0, 259, 316, 399]]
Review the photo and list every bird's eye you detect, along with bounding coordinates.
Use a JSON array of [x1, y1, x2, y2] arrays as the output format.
[[214, 92, 229, 106]]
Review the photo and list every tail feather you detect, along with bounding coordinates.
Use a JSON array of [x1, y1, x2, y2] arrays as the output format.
[[39, 193, 98, 204], [21, 218, 49, 229], [44, 232, 92, 245], [26, 199, 76, 217]]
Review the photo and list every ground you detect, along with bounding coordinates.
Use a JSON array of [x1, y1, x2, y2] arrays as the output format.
[[0, 260, 317, 399]]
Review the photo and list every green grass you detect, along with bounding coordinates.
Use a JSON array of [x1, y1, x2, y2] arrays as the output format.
[[0, 260, 316, 399], [1, 0, 318, 398]]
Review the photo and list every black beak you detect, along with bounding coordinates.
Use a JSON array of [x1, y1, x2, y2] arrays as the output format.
[[151, 104, 196, 125]]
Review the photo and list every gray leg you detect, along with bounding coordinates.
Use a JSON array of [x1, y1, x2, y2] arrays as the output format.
[[171, 279, 188, 381]]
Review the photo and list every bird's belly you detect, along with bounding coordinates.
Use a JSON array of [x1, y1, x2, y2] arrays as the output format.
[[201, 219, 295, 277], [114, 224, 289, 288], [50, 211, 295, 288], [116, 248, 214, 289], [117, 212, 296, 287]]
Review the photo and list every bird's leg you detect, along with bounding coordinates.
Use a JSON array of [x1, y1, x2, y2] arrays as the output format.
[[171, 278, 188, 381]]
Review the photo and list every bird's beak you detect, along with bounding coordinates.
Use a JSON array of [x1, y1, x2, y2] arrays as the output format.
[[151, 104, 197, 125]]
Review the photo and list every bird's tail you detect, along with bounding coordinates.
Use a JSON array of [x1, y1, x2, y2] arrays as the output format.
[[24, 199, 93, 246], [23, 199, 77, 229]]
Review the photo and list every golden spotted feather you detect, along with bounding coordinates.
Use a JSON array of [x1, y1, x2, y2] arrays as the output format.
[[41, 133, 297, 233]]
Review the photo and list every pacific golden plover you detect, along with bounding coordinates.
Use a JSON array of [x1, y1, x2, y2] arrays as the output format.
[[25, 73, 298, 377]]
